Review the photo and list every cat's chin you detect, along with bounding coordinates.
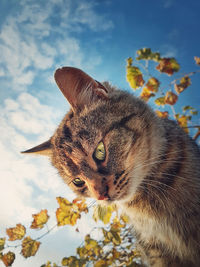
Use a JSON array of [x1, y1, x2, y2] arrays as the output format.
[[98, 199, 113, 205], [97, 193, 132, 205]]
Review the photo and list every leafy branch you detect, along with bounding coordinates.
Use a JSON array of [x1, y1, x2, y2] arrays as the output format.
[[126, 48, 200, 140]]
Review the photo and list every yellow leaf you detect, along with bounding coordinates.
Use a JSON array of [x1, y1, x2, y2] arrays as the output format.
[[127, 57, 133, 66], [194, 56, 200, 65], [156, 110, 169, 118], [174, 76, 191, 94], [136, 48, 161, 62], [62, 256, 84, 267], [126, 59, 145, 89], [154, 97, 165, 106], [41, 261, 52, 267], [120, 214, 130, 224], [156, 58, 180, 75], [57, 197, 71, 209], [1, 252, 15, 267], [165, 91, 178, 105], [112, 248, 121, 259], [140, 87, 155, 102], [94, 259, 109, 267], [0, 238, 5, 251], [145, 77, 160, 92], [85, 239, 98, 250], [176, 115, 189, 133], [93, 205, 114, 224], [77, 247, 87, 258], [110, 230, 121, 245], [111, 216, 123, 231], [72, 198, 88, 213], [61, 257, 69, 266], [6, 224, 26, 241], [30, 209, 49, 229], [21, 236, 40, 258], [56, 197, 81, 226]]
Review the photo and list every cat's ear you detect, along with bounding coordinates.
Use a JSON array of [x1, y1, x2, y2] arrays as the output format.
[[54, 67, 108, 110], [21, 140, 52, 156]]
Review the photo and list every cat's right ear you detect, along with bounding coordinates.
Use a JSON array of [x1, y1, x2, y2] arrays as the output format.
[[21, 139, 52, 156], [54, 67, 108, 111]]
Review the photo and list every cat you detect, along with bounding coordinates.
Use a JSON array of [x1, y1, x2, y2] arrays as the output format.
[[22, 67, 200, 267]]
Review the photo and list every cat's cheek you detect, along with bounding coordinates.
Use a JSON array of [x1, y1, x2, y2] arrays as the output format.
[[74, 187, 89, 198]]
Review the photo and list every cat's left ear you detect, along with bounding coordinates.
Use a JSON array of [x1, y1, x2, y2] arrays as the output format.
[[54, 67, 108, 110], [21, 139, 52, 156]]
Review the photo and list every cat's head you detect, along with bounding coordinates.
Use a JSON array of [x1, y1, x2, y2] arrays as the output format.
[[22, 67, 159, 203]]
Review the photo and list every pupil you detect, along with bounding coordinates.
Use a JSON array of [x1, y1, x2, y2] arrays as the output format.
[[73, 178, 84, 187]]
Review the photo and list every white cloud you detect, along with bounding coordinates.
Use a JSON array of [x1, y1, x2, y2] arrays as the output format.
[[66, 1, 114, 31], [160, 44, 178, 58], [3, 93, 56, 137], [0, 92, 66, 227], [0, 0, 113, 91]]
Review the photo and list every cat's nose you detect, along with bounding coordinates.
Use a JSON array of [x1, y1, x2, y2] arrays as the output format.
[[98, 195, 109, 200], [93, 184, 109, 200]]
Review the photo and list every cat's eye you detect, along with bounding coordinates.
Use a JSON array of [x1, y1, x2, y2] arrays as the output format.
[[73, 178, 85, 187], [94, 141, 105, 161]]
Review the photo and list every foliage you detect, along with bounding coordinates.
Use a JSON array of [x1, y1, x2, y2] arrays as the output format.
[[1, 48, 199, 266], [126, 48, 199, 137]]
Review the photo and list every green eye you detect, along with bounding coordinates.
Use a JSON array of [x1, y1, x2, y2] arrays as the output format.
[[73, 178, 85, 187], [94, 141, 105, 161]]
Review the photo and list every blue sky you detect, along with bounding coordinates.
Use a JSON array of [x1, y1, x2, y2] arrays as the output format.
[[0, 0, 199, 266]]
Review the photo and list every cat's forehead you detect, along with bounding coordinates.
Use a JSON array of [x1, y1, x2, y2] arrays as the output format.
[[69, 103, 112, 133]]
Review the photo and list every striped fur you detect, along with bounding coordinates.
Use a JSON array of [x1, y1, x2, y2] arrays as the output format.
[[23, 67, 200, 266]]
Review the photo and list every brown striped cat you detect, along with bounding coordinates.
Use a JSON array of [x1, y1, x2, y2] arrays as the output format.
[[22, 67, 200, 267]]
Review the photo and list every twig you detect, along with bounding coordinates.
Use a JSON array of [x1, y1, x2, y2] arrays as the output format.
[[194, 130, 200, 140]]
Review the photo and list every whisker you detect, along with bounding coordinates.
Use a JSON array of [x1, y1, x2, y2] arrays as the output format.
[[87, 199, 97, 209], [137, 184, 167, 208]]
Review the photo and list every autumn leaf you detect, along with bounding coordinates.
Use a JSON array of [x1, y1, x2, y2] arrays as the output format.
[[140, 87, 155, 102], [126, 58, 145, 89], [40, 261, 52, 267], [21, 236, 41, 258], [136, 48, 161, 62], [145, 77, 160, 92], [1, 252, 15, 267], [165, 91, 178, 105], [156, 110, 169, 118], [111, 216, 124, 230], [62, 256, 86, 267], [120, 214, 130, 224], [0, 238, 5, 252], [194, 56, 200, 65], [154, 96, 165, 106], [156, 58, 180, 75], [182, 105, 198, 115], [77, 247, 88, 259], [94, 259, 109, 267], [175, 114, 189, 133], [93, 205, 115, 224], [174, 76, 191, 94], [30, 209, 49, 229], [72, 198, 88, 213], [110, 229, 121, 245], [112, 248, 121, 259], [56, 197, 81, 226], [83, 235, 102, 258], [61, 257, 70, 266], [6, 224, 26, 241], [85, 238, 98, 251], [183, 105, 194, 112]]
